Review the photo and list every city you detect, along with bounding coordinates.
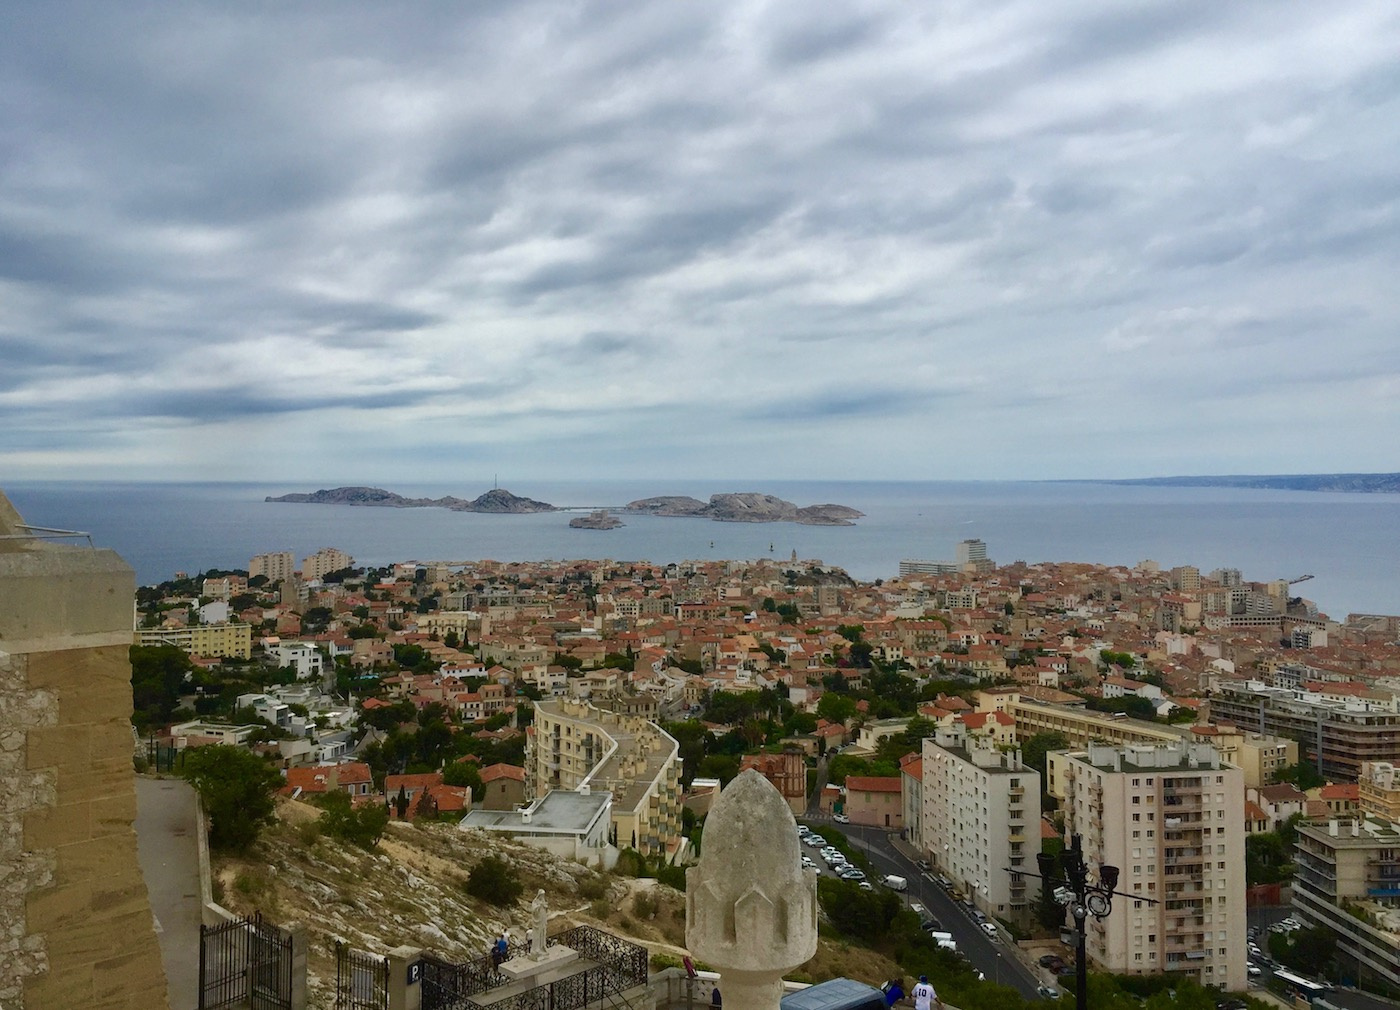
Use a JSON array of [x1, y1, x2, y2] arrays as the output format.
[[12, 495, 1400, 1008]]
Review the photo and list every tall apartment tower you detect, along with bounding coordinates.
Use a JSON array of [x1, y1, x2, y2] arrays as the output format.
[[1169, 565, 1202, 591], [956, 539, 988, 566], [1059, 742, 1245, 991], [921, 724, 1041, 927], [301, 547, 353, 580], [249, 550, 295, 582], [0, 491, 169, 1008]]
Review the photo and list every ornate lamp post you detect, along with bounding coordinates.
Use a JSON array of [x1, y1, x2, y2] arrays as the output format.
[[1013, 834, 1151, 1010]]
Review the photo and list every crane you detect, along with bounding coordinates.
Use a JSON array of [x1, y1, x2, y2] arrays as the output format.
[[1288, 574, 1314, 584]]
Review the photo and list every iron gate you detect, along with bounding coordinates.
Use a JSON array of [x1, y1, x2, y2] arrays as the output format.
[[335, 941, 389, 1010], [198, 912, 293, 1010]]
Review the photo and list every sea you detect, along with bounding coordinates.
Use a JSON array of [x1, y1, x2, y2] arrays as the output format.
[[4, 479, 1398, 621]]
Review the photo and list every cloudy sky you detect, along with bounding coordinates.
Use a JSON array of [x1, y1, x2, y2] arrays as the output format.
[[2, 1, 1398, 484]]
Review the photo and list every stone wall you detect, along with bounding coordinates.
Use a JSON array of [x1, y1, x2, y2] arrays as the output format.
[[0, 492, 169, 1009]]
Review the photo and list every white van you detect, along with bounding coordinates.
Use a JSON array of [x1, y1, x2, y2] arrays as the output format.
[[881, 875, 908, 891]]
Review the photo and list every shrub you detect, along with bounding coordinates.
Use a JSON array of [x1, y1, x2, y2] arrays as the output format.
[[466, 856, 524, 907], [578, 877, 608, 900]]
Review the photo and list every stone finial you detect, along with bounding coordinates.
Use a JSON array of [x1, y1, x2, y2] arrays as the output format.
[[686, 769, 817, 1010]]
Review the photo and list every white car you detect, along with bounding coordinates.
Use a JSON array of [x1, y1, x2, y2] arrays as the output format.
[[980, 922, 999, 939], [1247, 966, 1263, 978], [834, 812, 850, 823]]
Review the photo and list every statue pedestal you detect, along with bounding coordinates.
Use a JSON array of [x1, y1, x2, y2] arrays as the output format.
[[500, 945, 580, 985]]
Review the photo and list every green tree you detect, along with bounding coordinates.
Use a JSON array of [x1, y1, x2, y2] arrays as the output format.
[[130, 644, 197, 730], [1021, 732, 1069, 781], [1275, 762, 1326, 791], [317, 790, 390, 848], [181, 745, 282, 852], [466, 855, 524, 906], [816, 693, 856, 724], [442, 760, 485, 798]]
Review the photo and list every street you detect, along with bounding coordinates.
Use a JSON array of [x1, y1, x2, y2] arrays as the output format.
[[810, 819, 1047, 1000]]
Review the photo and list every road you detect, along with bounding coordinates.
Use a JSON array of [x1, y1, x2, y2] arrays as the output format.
[[807, 819, 1047, 1000], [135, 777, 203, 1010]]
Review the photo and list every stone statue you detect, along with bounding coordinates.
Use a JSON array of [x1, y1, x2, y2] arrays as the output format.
[[529, 889, 549, 958], [686, 769, 817, 1010]]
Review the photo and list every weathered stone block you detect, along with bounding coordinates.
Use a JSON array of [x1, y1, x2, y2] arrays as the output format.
[[28, 724, 92, 771], [91, 789, 140, 836], [24, 803, 92, 850], [26, 879, 95, 932], [24, 958, 94, 1007]]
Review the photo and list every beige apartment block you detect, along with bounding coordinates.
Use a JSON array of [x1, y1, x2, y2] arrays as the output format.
[[1294, 816, 1400, 991], [1359, 762, 1400, 822], [1059, 742, 1246, 991], [301, 547, 353, 580], [134, 621, 253, 659], [1188, 723, 1298, 788], [249, 550, 295, 582], [0, 491, 169, 1009], [529, 698, 684, 860]]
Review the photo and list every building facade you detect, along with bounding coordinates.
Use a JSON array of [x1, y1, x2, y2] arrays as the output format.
[[528, 699, 684, 861], [1293, 817, 1400, 991], [1058, 742, 1246, 991], [0, 491, 169, 1008], [134, 622, 253, 659], [921, 726, 1041, 926], [249, 550, 295, 582], [1209, 680, 1400, 780]]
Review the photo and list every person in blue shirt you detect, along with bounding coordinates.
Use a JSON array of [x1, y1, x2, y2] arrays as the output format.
[[883, 978, 906, 1007]]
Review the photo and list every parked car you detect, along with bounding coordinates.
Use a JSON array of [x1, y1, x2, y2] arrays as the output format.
[[839, 868, 866, 881], [1247, 966, 1263, 978], [834, 812, 850, 824], [1038, 955, 1065, 970], [1037, 987, 1061, 1000], [980, 922, 999, 940], [910, 902, 927, 917], [916, 859, 931, 872], [857, 882, 874, 891]]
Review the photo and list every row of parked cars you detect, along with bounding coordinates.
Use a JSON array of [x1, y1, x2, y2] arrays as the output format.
[[797, 825, 872, 888]]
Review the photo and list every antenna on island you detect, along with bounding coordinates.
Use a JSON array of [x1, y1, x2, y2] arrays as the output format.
[[494, 473, 498, 489]]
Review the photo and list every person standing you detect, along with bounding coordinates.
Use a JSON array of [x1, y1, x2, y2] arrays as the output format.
[[911, 975, 942, 1010]]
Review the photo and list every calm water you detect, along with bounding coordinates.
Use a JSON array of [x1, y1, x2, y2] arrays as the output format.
[[4, 480, 1397, 620]]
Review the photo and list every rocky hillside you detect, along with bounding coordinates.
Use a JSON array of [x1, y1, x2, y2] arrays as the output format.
[[215, 800, 896, 1008]]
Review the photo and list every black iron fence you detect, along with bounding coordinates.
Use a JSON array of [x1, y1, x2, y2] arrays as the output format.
[[420, 926, 648, 1010], [335, 941, 390, 1010], [421, 949, 508, 1009], [199, 912, 293, 1010]]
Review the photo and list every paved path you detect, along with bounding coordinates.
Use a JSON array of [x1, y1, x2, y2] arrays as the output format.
[[135, 776, 202, 1010]]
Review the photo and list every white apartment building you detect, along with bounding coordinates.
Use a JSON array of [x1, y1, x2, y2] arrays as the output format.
[[268, 641, 325, 682], [922, 725, 1041, 926], [1059, 742, 1245, 991], [249, 551, 296, 582]]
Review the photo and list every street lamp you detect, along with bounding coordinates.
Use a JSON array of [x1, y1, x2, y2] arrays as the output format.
[[1010, 834, 1151, 1010]]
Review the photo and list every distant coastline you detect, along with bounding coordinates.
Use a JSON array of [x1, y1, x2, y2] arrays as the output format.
[[1081, 472, 1400, 494], [266, 486, 864, 525]]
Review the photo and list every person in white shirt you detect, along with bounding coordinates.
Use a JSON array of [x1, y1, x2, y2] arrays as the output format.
[[911, 975, 942, 1010]]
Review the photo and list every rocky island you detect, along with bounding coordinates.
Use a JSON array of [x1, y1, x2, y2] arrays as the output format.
[[265, 486, 558, 513], [626, 492, 863, 526], [569, 510, 624, 530]]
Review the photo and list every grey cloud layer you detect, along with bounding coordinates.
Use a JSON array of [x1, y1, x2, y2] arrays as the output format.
[[2, 0, 1398, 481]]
